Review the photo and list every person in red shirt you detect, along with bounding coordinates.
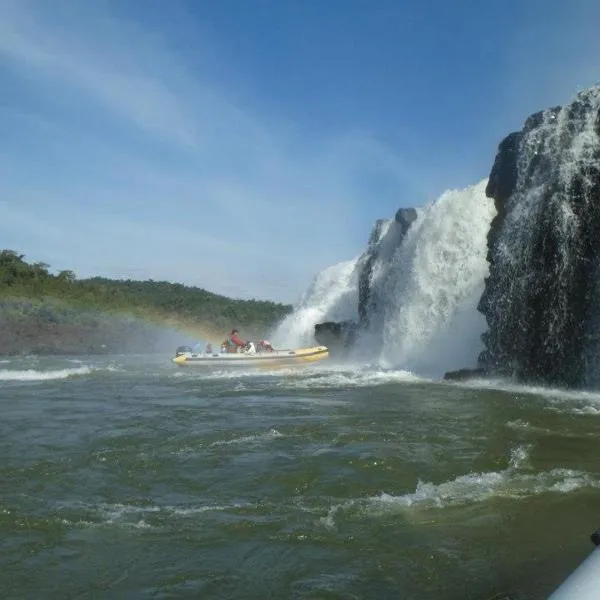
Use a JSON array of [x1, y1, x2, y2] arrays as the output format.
[[226, 329, 246, 353]]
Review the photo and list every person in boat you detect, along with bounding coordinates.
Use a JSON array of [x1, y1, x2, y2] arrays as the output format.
[[225, 329, 246, 353]]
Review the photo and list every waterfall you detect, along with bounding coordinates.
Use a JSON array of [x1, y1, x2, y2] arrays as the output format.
[[480, 85, 600, 386], [271, 84, 600, 387], [361, 180, 495, 377], [274, 180, 495, 377], [271, 258, 361, 349]]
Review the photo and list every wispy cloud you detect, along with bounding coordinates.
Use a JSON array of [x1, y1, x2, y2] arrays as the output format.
[[2, 0, 598, 305], [0, 0, 421, 302], [0, 0, 200, 148]]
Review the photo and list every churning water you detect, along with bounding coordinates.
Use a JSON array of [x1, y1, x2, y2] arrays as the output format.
[[2, 354, 600, 599]]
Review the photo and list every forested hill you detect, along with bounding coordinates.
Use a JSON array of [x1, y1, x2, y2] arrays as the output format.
[[0, 250, 292, 355]]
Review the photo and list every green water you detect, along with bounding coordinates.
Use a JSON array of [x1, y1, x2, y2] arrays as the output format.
[[1, 355, 600, 599]]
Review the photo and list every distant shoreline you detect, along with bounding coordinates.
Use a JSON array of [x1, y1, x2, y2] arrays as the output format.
[[0, 309, 279, 357], [0, 250, 292, 356]]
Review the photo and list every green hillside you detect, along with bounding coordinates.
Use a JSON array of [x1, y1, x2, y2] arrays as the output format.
[[0, 249, 292, 355]]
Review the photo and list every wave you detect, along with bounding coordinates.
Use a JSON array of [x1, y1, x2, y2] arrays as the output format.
[[453, 377, 600, 403], [452, 377, 600, 417], [273, 368, 422, 390], [320, 445, 599, 528], [0, 366, 92, 381], [209, 428, 284, 447], [179, 364, 423, 389], [55, 500, 256, 530]]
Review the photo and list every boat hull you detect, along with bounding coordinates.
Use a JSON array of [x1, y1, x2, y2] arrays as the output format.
[[172, 345, 329, 368]]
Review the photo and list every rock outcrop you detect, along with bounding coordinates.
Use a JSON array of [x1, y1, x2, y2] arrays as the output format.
[[314, 320, 358, 354], [478, 86, 600, 386], [314, 207, 417, 356], [358, 209, 417, 326]]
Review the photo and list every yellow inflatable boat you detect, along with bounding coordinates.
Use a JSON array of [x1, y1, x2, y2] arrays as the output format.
[[172, 345, 329, 368]]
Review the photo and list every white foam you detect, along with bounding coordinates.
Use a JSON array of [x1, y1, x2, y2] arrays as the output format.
[[374, 468, 593, 507], [0, 366, 92, 381], [57, 500, 254, 529], [568, 406, 600, 416], [506, 418, 531, 431], [167, 504, 249, 516], [505, 419, 598, 437], [272, 258, 361, 348], [454, 377, 600, 407], [365, 180, 495, 376], [320, 445, 599, 528], [274, 368, 422, 390], [210, 428, 284, 447], [191, 363, 423, 389]]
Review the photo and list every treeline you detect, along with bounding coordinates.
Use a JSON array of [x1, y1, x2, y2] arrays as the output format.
[[0, 250, 292, 351]]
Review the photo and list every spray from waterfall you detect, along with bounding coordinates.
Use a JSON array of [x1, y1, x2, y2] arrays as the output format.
[[271, 259, 361, 349]]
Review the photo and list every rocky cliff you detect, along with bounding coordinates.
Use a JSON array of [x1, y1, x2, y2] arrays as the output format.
[[478, 86, 600, 386]]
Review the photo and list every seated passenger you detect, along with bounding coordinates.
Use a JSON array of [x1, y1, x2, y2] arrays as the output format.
[[205, 343, 213, 354], [225, 329, 246, 353]]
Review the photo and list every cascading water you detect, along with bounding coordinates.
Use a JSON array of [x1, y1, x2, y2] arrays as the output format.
[[360, 180, 496, 376], [271, 218, 394, 349], [275, 85, 600, 386], [270, 258, 361, 349], [274, 180, 496, 377], [479, 85, 600, 386]]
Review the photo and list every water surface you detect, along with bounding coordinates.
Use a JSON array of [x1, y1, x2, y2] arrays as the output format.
[[2, 355, 599, 599]]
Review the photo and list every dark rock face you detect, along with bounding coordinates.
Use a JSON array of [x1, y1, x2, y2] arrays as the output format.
[[358, 219, 387, 324], [314, 208, 418, 356], [358, 208, 417, 326], [478, 87, 600, 386], [395, 207, 419, 233], [443, 367, 490, 382], [314, 320, 358, 355]]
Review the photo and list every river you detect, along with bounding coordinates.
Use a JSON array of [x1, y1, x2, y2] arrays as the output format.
[[2, 355, 599, 599]]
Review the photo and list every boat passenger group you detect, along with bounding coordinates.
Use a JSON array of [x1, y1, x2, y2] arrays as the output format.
[[203, 329, 274, 355]]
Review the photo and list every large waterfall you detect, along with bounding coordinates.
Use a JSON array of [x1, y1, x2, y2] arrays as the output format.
[[366, 181, 495, 376], [273, 84, 600, 387], [273, 181, 496, 377]]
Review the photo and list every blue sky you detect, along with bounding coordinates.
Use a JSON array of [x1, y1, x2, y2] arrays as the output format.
[[1, 0, 599, 303]]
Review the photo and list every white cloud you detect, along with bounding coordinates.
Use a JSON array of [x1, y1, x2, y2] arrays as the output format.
[[4, 0, 596, 305], [0, 0, 422, 302]]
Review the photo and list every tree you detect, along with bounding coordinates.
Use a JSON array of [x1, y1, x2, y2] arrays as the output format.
[[57, 270, 77, 282]]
